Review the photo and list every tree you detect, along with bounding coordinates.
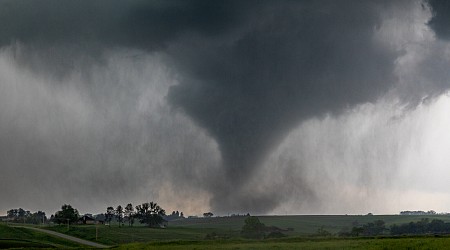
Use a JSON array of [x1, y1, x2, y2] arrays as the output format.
[[135, 201, 166, 227], [316, 226, 332, 237], [115, 205, 124, 227], [203, 212, 213, 217], [7, 208, 46, 224], [372, 220, 386, 235], [29, 211, 46, 224], [241, 216, 266, 239], [106, 206, 115, 226], [7, 209, 18, 221], [351, 226, 364, 236], [54, 204, 79, 225], [18, 208, 26, 219], [124, 203, 135, 227], [165, 210, 185, 221]]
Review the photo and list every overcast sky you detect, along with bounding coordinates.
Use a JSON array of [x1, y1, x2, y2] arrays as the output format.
[[1, 0, 450, 216]]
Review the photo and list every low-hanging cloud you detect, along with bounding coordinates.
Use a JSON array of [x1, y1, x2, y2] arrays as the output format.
[[0, 46, 220, 214], [263, 93, 450, 214], [1, 0, 450, 215]]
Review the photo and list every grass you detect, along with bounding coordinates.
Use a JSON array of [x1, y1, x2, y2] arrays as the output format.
[[46, 215, 450, 245], [0, 223, 85, 248], [0, 239, 54, 249], [171, 214, 450, 235], [14, 215, 450, 248], [116, 236, 450, 249], [47, 224, 235, 245]]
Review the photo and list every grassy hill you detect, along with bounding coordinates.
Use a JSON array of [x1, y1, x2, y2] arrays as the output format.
[[0, 223, 84, 248]]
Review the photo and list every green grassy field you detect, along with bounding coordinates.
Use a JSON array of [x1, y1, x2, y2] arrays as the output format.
[[47, 224, 216, 245], [46, 215, 450, 244], [170, 214, 450, 235], [0, 223, 84, 248], [5, 215, 450, 249], [116, 236, 450, 249]]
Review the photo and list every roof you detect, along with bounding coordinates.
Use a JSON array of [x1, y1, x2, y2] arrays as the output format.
[[80, 215, 95, 221]]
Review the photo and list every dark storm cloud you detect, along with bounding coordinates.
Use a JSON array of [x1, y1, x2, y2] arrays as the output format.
[[1, 0, 448, 214], [0, 0, 240, 49], [167, 1, 399, 212], [428, 0, 450, 40], [0, 0, 246, 76]]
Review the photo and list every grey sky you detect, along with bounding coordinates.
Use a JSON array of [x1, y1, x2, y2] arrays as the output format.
[[1, 0, 450, 216]]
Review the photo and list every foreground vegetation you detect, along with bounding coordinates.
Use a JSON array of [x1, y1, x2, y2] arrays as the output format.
[[116, 236, 450, 250]]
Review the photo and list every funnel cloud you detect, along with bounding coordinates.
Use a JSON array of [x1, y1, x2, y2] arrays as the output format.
[[1, 0, 450, 215]]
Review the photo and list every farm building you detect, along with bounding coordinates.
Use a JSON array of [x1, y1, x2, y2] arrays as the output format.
[[79, 215, 96, 225]]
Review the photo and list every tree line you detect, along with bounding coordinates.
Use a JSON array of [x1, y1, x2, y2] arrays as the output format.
[[240, 216, 293, 239], [25, 200, 172, 228], [390, 218, 450, 235], [6, 208, 46, 224], [338, 218, 450, 237], [104, 201, 172, 228], [399, 210, 437, 215]]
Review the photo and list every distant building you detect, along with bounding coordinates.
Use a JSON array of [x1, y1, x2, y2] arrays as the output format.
[[79, 215, 96, 225], [160, 219, 168, 228], [94, 214, 105, 225]]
